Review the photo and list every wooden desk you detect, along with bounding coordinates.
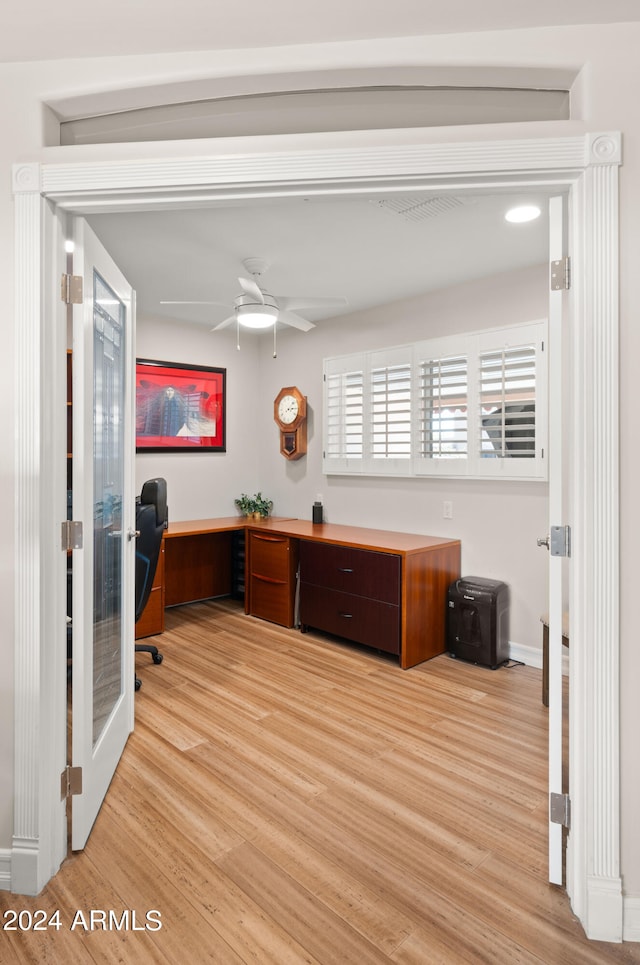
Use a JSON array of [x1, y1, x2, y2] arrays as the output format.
[[144, 516, 460, 669], [157, 516, 291, 604], [164, 517, 244, 607]]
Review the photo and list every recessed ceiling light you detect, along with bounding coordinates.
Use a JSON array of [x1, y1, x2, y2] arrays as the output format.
[[505, 204, 542, 224]]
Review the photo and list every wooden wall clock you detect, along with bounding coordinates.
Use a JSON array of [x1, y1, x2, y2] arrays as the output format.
[[274, 386, 307, 460]]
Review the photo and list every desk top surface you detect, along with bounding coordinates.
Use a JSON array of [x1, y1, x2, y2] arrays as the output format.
[[166, 516, 460, 556], [164, 516, 293, 538]]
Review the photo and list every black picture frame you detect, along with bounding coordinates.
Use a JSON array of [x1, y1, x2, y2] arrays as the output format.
[[136, 358, 226, 452]]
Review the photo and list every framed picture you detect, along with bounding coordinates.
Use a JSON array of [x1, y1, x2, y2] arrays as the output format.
[[136, 358, 226, 452]]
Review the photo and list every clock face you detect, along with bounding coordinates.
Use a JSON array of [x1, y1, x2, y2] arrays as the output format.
[[278, 394, 299, 425]]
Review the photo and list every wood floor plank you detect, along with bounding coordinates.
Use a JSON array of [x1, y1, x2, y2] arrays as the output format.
[[218, 812, 416, 956], [87, 800, 314, 965], [390, 918, 548, 965], [216, 841, 395, 963], [2, 598, 636, 964], [390, 726, 545, 810]]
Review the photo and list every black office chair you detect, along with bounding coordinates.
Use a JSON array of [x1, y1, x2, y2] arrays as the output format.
[[135, 477, 168, 690]]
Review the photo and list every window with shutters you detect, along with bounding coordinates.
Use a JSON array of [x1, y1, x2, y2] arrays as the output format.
[[323, 320, 547, 480]]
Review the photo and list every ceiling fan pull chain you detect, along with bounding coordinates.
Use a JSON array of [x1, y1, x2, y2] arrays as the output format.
[[273, 322, 277, 358], [236, 316, 240, 351]]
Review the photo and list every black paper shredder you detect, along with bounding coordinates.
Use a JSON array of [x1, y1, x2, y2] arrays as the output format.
[[447, 576, 510, 669]]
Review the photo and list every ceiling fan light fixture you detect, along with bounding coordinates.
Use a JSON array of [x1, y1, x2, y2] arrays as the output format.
[[236, 303, 278, 329]]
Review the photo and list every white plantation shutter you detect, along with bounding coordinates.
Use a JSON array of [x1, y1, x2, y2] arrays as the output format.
[[371, 363, 412, 458], [323, 356, 364, 471], [365, 346, 413, 473], [475, 322, 547, 478], [323, 320, 547, 479], [416, 352, 469, 475], [479, 344, 537, 458]]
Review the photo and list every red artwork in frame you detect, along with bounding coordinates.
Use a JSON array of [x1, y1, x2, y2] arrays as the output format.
[[136, 358, 226, 452]]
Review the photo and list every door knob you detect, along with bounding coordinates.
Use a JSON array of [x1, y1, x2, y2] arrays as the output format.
[[537, 535, 550, 549], [127, 528, 140, 541]]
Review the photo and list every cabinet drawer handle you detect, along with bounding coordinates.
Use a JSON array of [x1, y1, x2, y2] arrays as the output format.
[[339, 612, 353, 619], [338, 567, 353, 573]]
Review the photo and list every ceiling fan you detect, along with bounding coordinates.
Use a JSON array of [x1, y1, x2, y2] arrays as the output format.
[[161, 257, 348, 333]]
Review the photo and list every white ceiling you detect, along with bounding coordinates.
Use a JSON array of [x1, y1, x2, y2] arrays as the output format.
[[3, 0, 640, 63], [88, 189, 551, 334]]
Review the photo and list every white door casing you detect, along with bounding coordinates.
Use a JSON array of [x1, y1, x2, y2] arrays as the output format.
[[11, 132, 622, 941]]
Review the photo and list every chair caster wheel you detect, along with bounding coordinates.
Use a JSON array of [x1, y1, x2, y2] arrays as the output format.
[[153, 653, 163, 664], [135, 676, 142, 691]]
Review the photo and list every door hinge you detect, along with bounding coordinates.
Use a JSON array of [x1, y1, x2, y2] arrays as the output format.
[[61, 520, 83, 551], [550, 256, 571, 291], [550, 791, 571, 829], [61, 273, 83, 304], [60, 765, 83, 800], [550, 524, 571, 558]]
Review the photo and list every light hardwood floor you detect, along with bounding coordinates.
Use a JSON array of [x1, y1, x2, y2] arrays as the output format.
[[2, 599, 639, 964]]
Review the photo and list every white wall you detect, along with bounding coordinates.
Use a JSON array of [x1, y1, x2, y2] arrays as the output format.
[[2, 21, 640, 904], [134, 314, 262, 517]]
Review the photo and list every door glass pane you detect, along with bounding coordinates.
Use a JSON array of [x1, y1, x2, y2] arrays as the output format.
[[92, 270, 125, 746]]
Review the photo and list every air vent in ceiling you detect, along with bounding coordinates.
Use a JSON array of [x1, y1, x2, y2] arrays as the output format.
[[372, 195, 477, 223]]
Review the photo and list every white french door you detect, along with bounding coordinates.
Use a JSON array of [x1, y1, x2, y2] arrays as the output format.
[[546, 195, 569, 884], [70, 218, 136, 850]]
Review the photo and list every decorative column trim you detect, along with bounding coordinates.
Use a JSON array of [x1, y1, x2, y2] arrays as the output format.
[[0, 849, 12, 892], [12, 178, 44, 895], [12, 164, 68, 896], [569, 134, 622, 941]]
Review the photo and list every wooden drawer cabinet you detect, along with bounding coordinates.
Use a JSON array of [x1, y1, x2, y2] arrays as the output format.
[[300, 585, 400, 654], [248, 531, 299, 627], [299, 540, 401, 654], [299, 541, 400, 605], [135, 541, 165, 639]]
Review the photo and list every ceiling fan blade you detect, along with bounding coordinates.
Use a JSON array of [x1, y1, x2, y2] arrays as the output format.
[[211, 315, 236, 331], [278, 310, 315, 332], [238, 276, 265, 303], [277, 295, 347, 313], [160, 300, 226, 306]]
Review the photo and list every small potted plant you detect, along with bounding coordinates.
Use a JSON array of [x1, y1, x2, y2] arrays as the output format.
[[234, 492, 273, 518]]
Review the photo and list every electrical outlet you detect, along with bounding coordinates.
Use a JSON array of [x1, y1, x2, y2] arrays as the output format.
[[443, 500, 453, 519]]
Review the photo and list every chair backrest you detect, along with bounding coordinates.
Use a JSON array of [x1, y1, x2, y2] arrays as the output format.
[[135, 477, 168, 623], [140, 477, 168, 529]]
